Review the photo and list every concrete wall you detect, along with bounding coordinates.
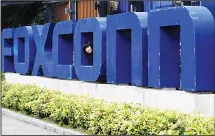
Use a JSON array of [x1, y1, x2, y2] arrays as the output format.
[[5, 73, 215, 117]]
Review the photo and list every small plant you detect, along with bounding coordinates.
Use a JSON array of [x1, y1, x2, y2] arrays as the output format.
[[1, 73, 5, 81]]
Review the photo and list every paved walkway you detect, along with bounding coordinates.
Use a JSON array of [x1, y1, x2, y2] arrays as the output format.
[[2, 115, 58, 135]]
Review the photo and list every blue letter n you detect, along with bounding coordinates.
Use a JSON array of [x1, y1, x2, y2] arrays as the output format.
[[107, 12, 148, 86], [148, 6, 215, 91]]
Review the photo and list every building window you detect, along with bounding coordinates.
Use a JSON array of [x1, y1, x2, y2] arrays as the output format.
[[130, 1, 144, 12]]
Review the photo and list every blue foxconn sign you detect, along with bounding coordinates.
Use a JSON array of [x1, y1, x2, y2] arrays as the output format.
[[2, 6, 215, 92]]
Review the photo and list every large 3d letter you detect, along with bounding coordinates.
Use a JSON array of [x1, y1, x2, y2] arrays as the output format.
[[201, 1, 215, 20], [148, 6, 215, 91], [32, 23, 55, 77], [74, 18, 106, 81], [2, 28, 15, 72], [106, 12, 148, 86], [14, 26, 36, 74], [53, 20, 77, 79]]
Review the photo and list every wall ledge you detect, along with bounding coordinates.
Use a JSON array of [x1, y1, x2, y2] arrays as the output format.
[[5, 73, 215, 117]]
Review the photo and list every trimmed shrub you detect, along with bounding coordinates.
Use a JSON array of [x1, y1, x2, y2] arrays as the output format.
[[1, 81, 215, 135], [1, 73, 5, 81]]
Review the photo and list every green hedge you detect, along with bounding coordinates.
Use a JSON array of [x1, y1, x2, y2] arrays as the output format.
[[1, 73, 5, 81], [2, 81, 215, 135]]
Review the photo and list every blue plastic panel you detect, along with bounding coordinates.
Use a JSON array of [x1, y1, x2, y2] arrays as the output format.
[[107, 12, 148, 86], [153, 1, 161, 9], [148, 6, 215, 91], [52, 20, 77, 79], [160, 1, 174, 8], [144, 1, 153, 12], [14, 26, 36, 74], [32, 23, 55, 77], [144, 1, 174, 12], [119, 1, 130, 12], [74, 17, 106, 81], [2, 28, 15, 72]]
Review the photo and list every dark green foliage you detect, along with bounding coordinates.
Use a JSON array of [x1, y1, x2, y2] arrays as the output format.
[[1, 73, 5, 81], [1, 2, 46, 29], [2, 81, 215, 135]]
